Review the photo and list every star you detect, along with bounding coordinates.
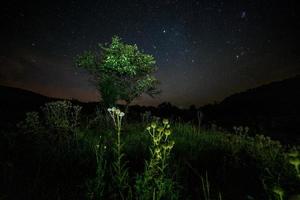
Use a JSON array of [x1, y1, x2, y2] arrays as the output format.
[[241, 11, 246, 19]]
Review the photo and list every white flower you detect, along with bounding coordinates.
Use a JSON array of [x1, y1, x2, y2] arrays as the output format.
[[119, 112, 125, 117], [163, 119, 169, 125]]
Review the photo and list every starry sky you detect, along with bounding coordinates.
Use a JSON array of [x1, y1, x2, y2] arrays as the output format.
[[0, 0, 299, 107]]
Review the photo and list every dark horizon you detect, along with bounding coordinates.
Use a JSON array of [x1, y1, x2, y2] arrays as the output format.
[[1, 74, 299, 109], [1, 0, 299, 107]]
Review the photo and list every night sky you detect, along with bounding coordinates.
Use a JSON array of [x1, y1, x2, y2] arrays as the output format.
[[0, 0, 299, 107]]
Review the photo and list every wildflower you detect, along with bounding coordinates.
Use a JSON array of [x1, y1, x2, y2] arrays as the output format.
[[96, 144, 100, 149], [107, 108, 112, 112], [288, 151, 299, 158], [155, 148, 161, 154], [163, 119, 169, 125], [162, 144, 168, 151], [156, 153, 162, 160], [272, 186, 284, 200], [115, 109, 121, 115], [245, 126, 249, 133], [146, 126, 151, 131], [289, 158, 300, 170], [151, 122, 157, 129], [165, 130, 171, 137], [153, 138, 159, 145], [119, 112, 125, 117], [157, 127, 164, 132], [164, 141, 175, 151], [169, 141, 175, 148], [155, 148, 162, 159]]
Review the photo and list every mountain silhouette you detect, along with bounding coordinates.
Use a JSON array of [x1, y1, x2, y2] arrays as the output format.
[[0, 85, 100, 128], [0, 85, 58, 127], [201, 75, 300, 143]]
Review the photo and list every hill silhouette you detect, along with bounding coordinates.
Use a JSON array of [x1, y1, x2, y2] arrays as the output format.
[[201, 75, 300, 143], [219, 75, 300, 115], [0, 85, 58, 127]]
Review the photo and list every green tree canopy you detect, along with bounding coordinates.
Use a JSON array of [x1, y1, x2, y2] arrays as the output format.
[[76, 36, 159, 107]]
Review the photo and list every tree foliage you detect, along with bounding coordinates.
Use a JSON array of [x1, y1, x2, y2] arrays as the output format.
[[76, 36, 159, 107]]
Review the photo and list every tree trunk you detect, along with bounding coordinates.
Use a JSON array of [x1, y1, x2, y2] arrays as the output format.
[[125, 102, 130, 115], [123, 102, 130, 124]]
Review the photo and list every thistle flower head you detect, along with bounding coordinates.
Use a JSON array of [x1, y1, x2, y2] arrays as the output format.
[[155, 148, 161, 154], [151, 122, 157, 129], [119, 112, 125, 117], [163, 141, 175, 150], [170, 141, 175, 147], [163, 119, 169, 125], [289, 158, 300, 167], [272, 186, 284, 198], [165, 129, 171, 137], [153, 138, 159, 145], [288, 151, 299, 158], [157, 127, 164, 132], [155, 148, 162, 159]]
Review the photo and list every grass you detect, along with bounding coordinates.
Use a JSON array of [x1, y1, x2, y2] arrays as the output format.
[[0, 101, 299, 199]]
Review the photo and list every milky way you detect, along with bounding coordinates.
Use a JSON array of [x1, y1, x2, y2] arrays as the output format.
[[0, 0, 299, 107]]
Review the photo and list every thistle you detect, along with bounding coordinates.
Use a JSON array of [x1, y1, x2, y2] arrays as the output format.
[[287, 150, 300, 178], [289, 157, 300, 176], [107, 107, 130, 199], [135, 119, 178, 200], [272, 186, 284, 200]]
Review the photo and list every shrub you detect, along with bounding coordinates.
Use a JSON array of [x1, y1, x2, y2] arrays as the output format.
[[42, 101, 82, 132]]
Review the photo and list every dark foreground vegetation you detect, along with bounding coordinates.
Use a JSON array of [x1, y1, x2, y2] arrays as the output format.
[[0, 100, 299, 200]]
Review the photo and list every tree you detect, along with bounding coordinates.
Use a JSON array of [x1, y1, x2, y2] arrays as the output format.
[[75, 36, 159, 109]]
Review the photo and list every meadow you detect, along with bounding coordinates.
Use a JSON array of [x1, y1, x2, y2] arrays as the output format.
[[0, 101, 299, 200]]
